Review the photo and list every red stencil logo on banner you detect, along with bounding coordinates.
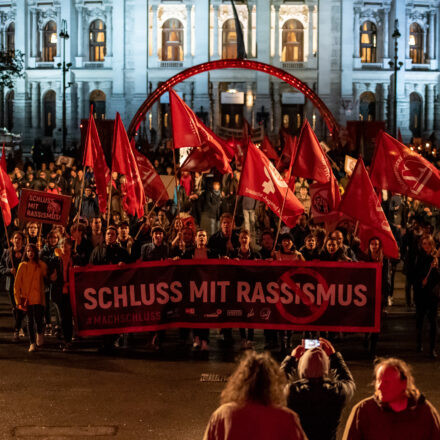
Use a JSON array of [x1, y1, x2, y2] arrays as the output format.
[[275, 267, 330, 324]]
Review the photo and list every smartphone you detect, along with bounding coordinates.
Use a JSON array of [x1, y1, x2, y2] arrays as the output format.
[[304, 339, 320, 349]]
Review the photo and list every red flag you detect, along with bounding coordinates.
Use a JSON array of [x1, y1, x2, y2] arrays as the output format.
[[260, 136, 279, 161], [181, 141, 232, 174], [291, 120, 332, 184], [0, 166, 18, 226], [169, 89, 202, 149], [277, 130, 297, 169], [1, 144, 7, 171], [169, 88, 235, 161], [238, 142, 304, 227], [0, 144, 18, 212], [370, 131, 440, 209], [83, 113, 111, 213], [131, 143, 169, 206], [309, 177, 341, 222], [339, 158, 399, 259], [112, 113, 146, 218]]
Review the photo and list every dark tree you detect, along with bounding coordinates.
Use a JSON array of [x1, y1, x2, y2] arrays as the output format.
[[0, 49, 24, 89]]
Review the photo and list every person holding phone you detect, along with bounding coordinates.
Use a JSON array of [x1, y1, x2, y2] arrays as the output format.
[[281, 337, 356, 440]]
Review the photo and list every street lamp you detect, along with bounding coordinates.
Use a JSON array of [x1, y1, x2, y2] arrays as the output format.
[[57, 19, 72, 153], [389, 19, 403, 138]]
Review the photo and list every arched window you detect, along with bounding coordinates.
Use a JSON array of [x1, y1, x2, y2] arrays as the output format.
[[410, 23, 424, 64], [162, 19, 183, 61], [43, 21, 57, 62], [90, 90, 106, 120], [43, 90, 56, 136], [282, 19, 304, 62], [6, 23, 14, 53], [359, 92, 376, 121], [409, 92, 422, 136], [222, 18, 244, 59], [5, 90, 14, 131], [360, 21, 377, 63], [89, 20, 106, 62]]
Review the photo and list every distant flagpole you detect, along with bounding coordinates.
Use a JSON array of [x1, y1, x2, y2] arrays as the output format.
[[230, 0, 247, 59]]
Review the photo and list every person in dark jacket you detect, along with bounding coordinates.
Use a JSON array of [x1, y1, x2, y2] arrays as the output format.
[[140, 225, 169, 261], [413, 234, 439, 358], [208, 213, 239, 257], [299, 234, 320, 261], [0, 231, 26, 340], [343, 357, 440, 440], [80, 187, 99, 220], [70, 223, 93, 266], [291, 213, 311, 249], [200, 181, 222, 237], [89, 226, 130, 265], [282, 337, 355, 440]]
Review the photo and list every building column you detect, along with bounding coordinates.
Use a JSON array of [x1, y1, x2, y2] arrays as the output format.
[[429, 10, 435, 60], [247, 3, 252, 57], [212, 5, 219, 59], [152, 5, 158, 60], [186, 4, 192, 57], [31, 9, 38, 57], [308, 5, 314, 60], [31, 81, 40, 129], [353, 8, 360, 58], [383, 8, 389, 59], [106, 6, 113, 57], [382, 83, 389, 126], [426, 83, 434, 132], [39, 27, 43, 59], [274, 5, 280, 61], [77, 6, 83, 57]]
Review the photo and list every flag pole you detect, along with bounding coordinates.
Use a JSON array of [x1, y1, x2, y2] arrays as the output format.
[[272, 139, 298, 252], [106, 178, 113, 224], [75, 165, 87, 225], [172, 144, 180, 214]]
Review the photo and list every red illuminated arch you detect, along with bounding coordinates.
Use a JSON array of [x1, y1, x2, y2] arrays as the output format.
[[127, 59, 339, 139]]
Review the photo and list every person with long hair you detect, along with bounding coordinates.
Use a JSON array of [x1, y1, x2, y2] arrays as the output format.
[[203, 351, 307, 440], [343, 358, 440, 439], [414, 234, 439, 358], [14, 244, 47, 352]]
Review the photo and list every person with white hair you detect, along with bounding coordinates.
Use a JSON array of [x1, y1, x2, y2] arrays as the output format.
[[281, 337, 355, 440]]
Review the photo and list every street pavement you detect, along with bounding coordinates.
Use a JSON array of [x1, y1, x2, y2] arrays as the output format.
[[0, 270, 439, 440]]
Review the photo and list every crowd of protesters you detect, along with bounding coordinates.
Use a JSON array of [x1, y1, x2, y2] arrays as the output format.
[[0, 134, 439, 358]]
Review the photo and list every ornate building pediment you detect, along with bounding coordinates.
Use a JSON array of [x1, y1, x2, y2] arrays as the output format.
[[359, 8, 382, 26], [37, 8, 58, 29]]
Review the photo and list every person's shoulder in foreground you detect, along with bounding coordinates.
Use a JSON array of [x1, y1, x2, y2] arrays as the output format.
[[343, 357, 440, 440]]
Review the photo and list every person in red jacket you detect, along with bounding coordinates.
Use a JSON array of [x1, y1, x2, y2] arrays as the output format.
[[343, 357, 440, 440], [203, 351, 307, 440]]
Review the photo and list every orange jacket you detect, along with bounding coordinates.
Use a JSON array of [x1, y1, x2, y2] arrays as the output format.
[[14, 261, 47, 306]]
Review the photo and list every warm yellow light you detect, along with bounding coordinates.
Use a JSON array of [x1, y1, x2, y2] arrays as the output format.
[[409, 35, 416, 46], [50, 33, 58, 44]]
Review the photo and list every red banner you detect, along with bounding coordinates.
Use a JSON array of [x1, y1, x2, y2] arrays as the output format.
[[18, 189, 72, 225], [70, 260, 382, 336]]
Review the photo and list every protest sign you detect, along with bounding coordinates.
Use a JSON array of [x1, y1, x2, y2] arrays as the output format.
[[70, 260, 381, 336], [18, 189, 72, 225]]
